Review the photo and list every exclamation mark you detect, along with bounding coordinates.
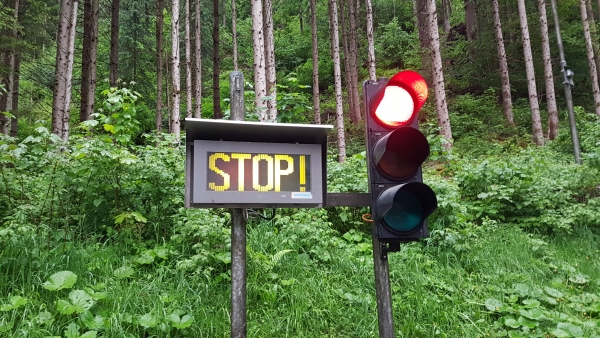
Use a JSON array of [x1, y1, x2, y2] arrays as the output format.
[[300, 155, 306, 192]]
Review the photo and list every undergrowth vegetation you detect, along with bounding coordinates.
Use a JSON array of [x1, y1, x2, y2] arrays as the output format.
[[1, 90, 600, 337]]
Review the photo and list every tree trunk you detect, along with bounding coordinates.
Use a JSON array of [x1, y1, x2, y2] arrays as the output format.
[[251, 0, 267, 121], [264, 0, 277, 121], [329, 0, 346, 162], [347, 0, 360, 123], [52, 0, 75, 139], [441, 0, 451, 32], [428, 0, 452, 145], [62, 0, 78, 141], [464, 0, 476, 40], [171, 0, 181, 138], [185, 0, 192, 118], [80, 0, 98, 122], [365, 0, 376, 81], [212, 0, 222, 119], [1, 0, 20, 135], [232, 0, 238, 71], [580, 0, 600, 117], [310, 0, 321, 124], [10, 54, 20, 137], [194, 0, 202, 118], [340, 0, 356, 124], [491, 0, 514, 127], [415, 0, 431, 78], [585, 0, 600, 82], [156, 0, 164, 131], [518, 0, 544, 145], [538, 0, 558, 140], [110, 0, 119, 87]]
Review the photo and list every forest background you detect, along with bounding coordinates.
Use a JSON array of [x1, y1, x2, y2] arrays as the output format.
[[1, 0, 600, 337]]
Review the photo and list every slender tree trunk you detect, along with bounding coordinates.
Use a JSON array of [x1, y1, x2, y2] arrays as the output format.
[[491, 0, 515, 127], [1, 0, 20, 135], [212, 0, 222, 118], [231, 0, 238, 71], [52, 0, 75, 139], [80, 0, 98, 122], [10, 55, 20, 137], [110, 0, 119, 87], [62, 0, 78, 141], [538, 0, 558, 140], [365, 0, 376, 81], [585, 0, 600, 81], [580, 0, 600, 117], [428, 0, 452, 145], [251, 0, 267, 121], [415, 0, 431, 78], [194, 0, 202, 118], [518, 0, 544, 145], [310, 0, 321, 124], [442, 0, 451, 32], [263, 0, 277, 121], [171, 0, 181, 138], [329, 0, 346, 162], [340, 0, 355, 124], [347, 0, 360, 123], [185, 0, 192, 118], [156, 0, 164, 131], [464, 0, 476, 62], [0, 53, 7, 135]]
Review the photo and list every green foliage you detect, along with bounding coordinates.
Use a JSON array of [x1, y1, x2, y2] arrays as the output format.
[[375, 17, 421, 70]]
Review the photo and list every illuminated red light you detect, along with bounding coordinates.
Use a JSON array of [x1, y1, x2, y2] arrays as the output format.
[[371, 70, 428, 128]]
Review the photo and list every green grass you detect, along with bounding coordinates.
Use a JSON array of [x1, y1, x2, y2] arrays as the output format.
[[2, 219, 598, 337]]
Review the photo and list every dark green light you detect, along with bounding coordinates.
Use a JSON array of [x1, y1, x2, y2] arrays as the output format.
[[382, 190, 423, 232]]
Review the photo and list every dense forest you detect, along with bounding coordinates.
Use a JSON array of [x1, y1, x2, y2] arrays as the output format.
[[1, 0, 600, 337]]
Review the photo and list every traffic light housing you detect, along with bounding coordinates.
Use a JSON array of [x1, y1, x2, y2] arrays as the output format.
[[364, 71, 438, 257]]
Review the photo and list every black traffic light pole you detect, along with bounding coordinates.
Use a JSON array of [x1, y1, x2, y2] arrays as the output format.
[[371, 226, 396, 337], [550, 0, 581, 165], [229, 71, 247, 338]]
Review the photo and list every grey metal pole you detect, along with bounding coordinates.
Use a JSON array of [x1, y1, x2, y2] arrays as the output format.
[[371, 223, 395, 338], [229, 71, 247, 338], [550, 0, 582, 165]]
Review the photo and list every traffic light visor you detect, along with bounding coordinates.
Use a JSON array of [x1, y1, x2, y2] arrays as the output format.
[[370, 70, 428, 128]]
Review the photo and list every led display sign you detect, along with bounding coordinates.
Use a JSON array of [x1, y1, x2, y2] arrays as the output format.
[[191, 140, 323, 207]]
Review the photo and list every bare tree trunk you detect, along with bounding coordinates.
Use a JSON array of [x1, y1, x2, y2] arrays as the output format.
[[340, 0, 356, 124], [415, 0, 431, 78], [1, 0, 20, 135], [212, 0, 222, 118], [580, 0, 600, 117], [518, 0, 544, 145], [347, 0, 360, 123], [464, 0, 476, 62], [171, 0, 181, 138], [365, 0, 376, 81], [264, 0, 277, 121], [585, 0, 600, 81], [491, 0, 515, 127], [52, 0, 75, 139], [185, 0, 192, 118], [251, 0, 267, 121], [231, 0, 238, 71], [538, 0, 558, 140], [156, 0, 164, 131], [428, 0, 452, 145], [62, 0, 78, 141], [110, 0, 119, 87], [0, 53, 7, 135], [10, 55, 20, 137], [194, 0, 202, 118], [310, 0, 321, 124], [80, 0, 98, 122], [441, 0, 451, 32], [329, 0, 346, 162]]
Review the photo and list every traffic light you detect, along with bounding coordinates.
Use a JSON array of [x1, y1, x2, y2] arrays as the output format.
[[363, 70, 438, 257]]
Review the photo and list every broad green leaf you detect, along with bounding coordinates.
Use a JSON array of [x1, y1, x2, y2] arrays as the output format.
[[136, 252, 154, 265], [507, 331, 524, 338], [43, 271, 78, 291], [550, 328, 571, 338], [36, 310, 54, 325], [137, 313, 158, 328], [215, 251, 231, 264], [557, 322, 584, 337], [69, 290, 94, 313], [79, 331, 98, 338], [0, 296, 27, 311], [56, 299, 76, 315], [517, 316, 538, 329], [81, 310, 105, 330], [502, 315, 520, 328], [544, 287, 563, 298], [0, 317, 14, 332], [168, 313, 194, 329], [485, 298, 503, 311], [522, 299, 540, 308], [512, 283, 530, 296], [64, 323, 80, 338], [103, 124, 116, 134], [113, 266, 135, 279]]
